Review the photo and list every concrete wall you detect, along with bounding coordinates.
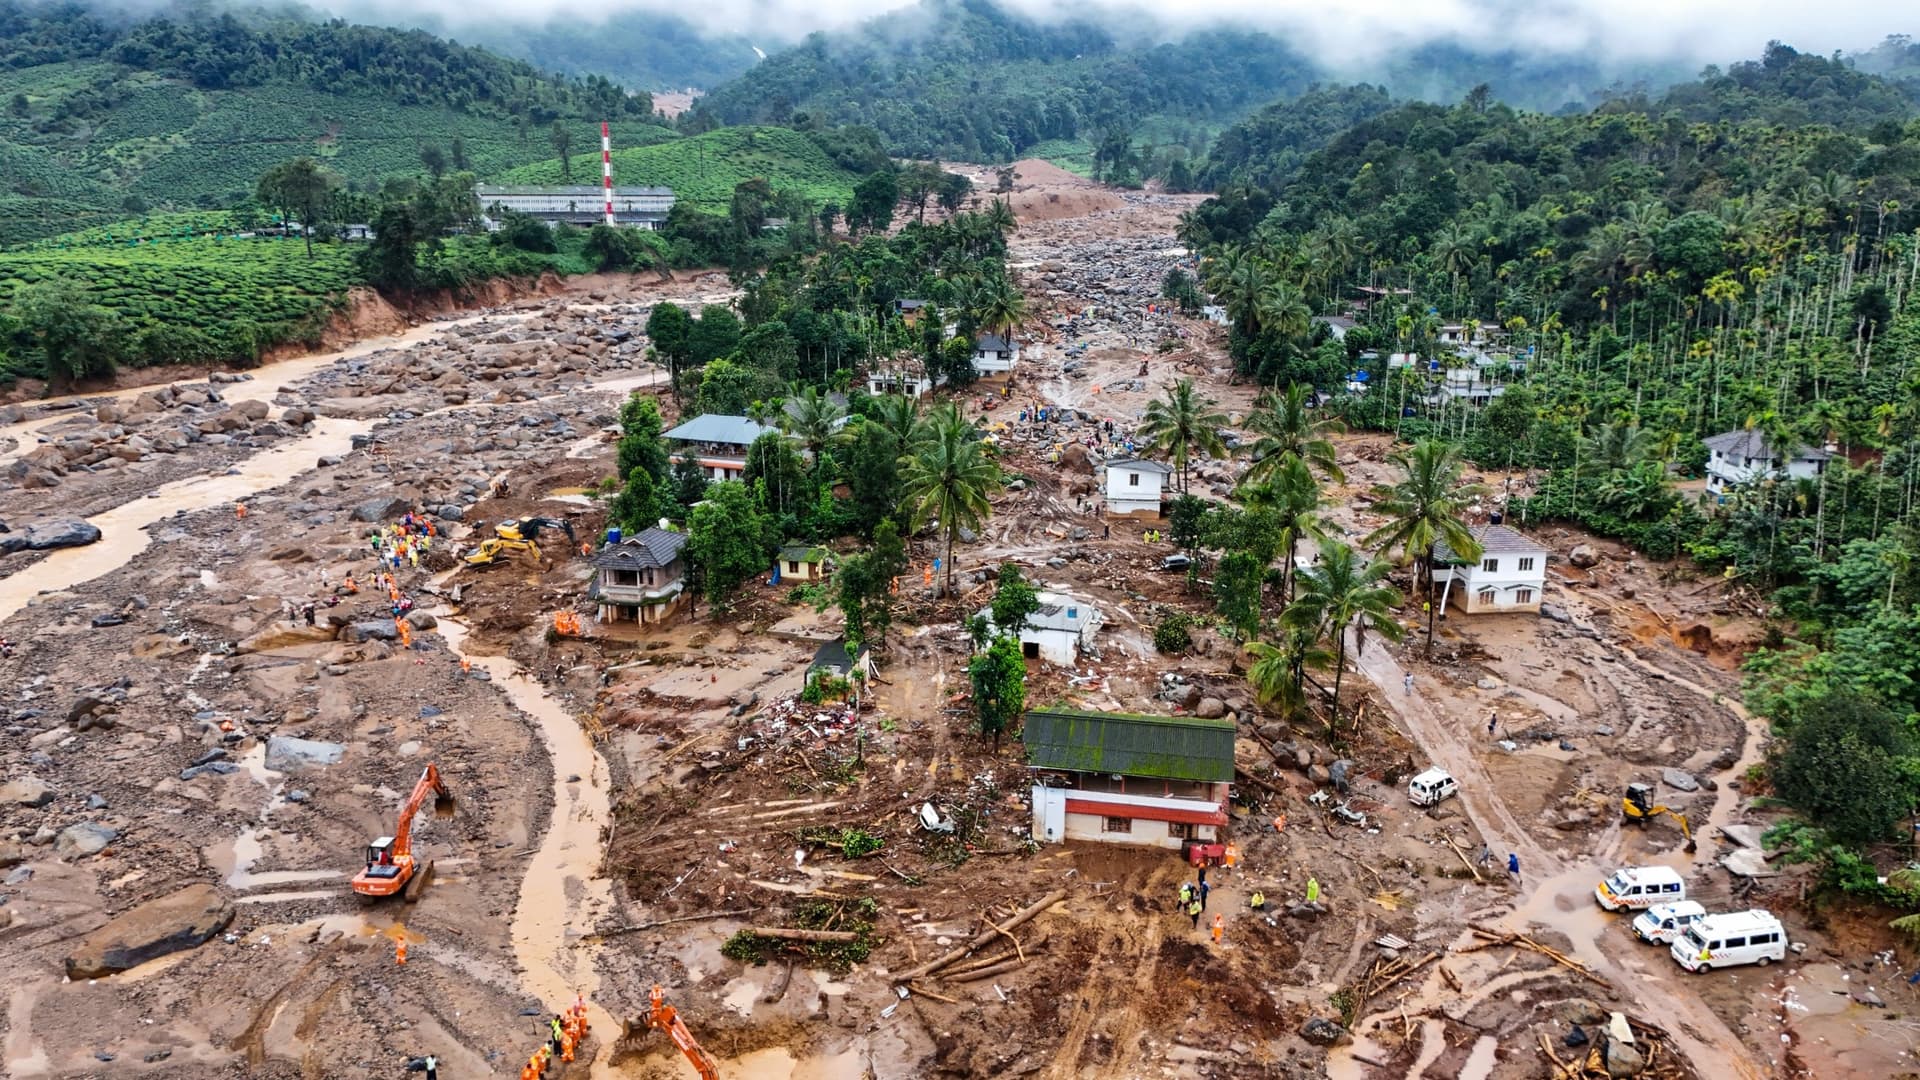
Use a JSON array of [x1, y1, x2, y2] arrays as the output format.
[[1104, 467, 1165, 512], [1019, 627, 1080, 666], [973, 346, 1018, 374], [1707, 451, 1827, 492], [779, 558, 827, 581], [1447, 560, 1544, 614]]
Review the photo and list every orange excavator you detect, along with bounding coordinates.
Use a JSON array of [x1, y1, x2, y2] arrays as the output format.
[[649, 985, 720, 1080], [352, 764, 454, 901]]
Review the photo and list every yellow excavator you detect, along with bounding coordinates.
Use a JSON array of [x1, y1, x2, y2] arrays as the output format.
[[1623, 782, 1697, 853], [464, 516, 577, 567]]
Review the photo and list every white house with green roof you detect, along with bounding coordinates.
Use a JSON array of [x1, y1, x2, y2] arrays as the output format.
[[1025, 707, 1235, 851]]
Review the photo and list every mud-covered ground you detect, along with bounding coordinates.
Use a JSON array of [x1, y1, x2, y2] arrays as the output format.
[[0, 181, 1875, 1080]]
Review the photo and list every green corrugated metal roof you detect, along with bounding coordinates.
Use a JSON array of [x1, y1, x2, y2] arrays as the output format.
[[1023, 707, 1235, 782]]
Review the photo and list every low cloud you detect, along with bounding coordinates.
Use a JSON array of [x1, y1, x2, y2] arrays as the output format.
[[293, 0, 1909, 67]]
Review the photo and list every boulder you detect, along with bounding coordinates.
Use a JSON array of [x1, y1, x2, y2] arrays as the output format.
[[1, 776, 55, 807], [1661, 768, 1699, 793], [1195, 697, 1227, 719], [1604, 1040, 1646, 1078], [280, 407, 314, 426], [1300, 1017, 1347, 1046], [0, 841, 25, 867], [64, 884, 233, 979], [433, 504, 465, 522], [235, 625, 337, 654], [350, 497, 410, 524], [265, 735, 345, 772], [233, 400, 270, 422], [22, 519, 102, 551], [56, 822, 118, 859], [403, 610, 438, 630], [1058, 442, 1095, 475], [1555, 998, 1608, 1025], [1569, 544, 1600, 568], [340, 620, 400, 643]]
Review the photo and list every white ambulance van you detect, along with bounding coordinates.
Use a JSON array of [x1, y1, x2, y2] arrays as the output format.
[[1670, 909, 1788, 972], [1594, 865, 1686, 911], [1632, 900, 1706, 944]]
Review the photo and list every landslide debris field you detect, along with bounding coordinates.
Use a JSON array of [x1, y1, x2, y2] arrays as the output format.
[[0, 178, 1874, 1080]]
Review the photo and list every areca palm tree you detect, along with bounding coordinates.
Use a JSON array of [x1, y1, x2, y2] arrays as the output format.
[[1283, 539, 1404, 732], [779, 384, 850, 458], [1242, 383, 1344, 485], [900, 402, 1002, 596], [1239, 455, 1325, 605], [1138, 378, 1228, 494], [1363, 439, 1486, 655]]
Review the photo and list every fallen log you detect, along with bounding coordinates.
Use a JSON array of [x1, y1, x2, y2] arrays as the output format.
[[946, 931, 1052, 975], [761, 959, 794, 1004], [906, 983, 960, 1004], [598, 908, 754, 938], [747, 926, 859, 943], [894, 889, 1067, 983], [1441, 833, 1484, 882], [946, 957, 1029, 983]]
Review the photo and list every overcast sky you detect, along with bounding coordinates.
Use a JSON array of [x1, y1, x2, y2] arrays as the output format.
[[310, 0, 1908, 64]]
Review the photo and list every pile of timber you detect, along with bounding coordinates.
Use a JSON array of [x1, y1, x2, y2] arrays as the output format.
[[1461, 926, 1607, 987], [893, 888, 1066, 991], [1338, 949, 1440, 1023]]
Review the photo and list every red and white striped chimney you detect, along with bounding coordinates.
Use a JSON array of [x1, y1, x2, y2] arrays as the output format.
[[601, 122, 615, 227]]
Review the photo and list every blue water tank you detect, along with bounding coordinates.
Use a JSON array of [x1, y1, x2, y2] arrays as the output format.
[[606, 527, 623, 547]]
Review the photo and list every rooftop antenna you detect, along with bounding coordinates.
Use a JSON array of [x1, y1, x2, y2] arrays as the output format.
[[602, 121, 615, 228]]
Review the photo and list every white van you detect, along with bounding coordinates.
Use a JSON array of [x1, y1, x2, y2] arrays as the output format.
[[1408, 768, 1458, 807], [1594, 865, 1686, 911], [1632, 900, 1706, 944], [1670, 909, 1788, 972]]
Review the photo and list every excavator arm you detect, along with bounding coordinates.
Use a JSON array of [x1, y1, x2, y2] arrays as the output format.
[[650, 985, 720, 1080], [392, 764, 453, 862]]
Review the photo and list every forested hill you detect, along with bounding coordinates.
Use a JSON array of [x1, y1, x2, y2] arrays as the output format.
[[687, 0, 1317, 162], [0, 0, 666, 244]]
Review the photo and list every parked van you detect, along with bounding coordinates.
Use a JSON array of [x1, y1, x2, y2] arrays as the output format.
[[1670, 909, 1788, 972], [1632, 900, 1707, 944], [1594, 865, 1686, 911], [1408, 768, 1458, 807]]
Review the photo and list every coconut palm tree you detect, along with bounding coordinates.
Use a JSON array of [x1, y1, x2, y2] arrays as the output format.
[[1283, 539, 1404, 732], [1578, 421, 1658, 476], [976, 276, 1027, 339], [869, 392, 920, 453], [900, 402, 1002, 596], [1255, 278, 1313, 343], [1138, 378, 1228, 494], [1242, 383, 1344, 485], [779, 384, 850, 459], [1363, 439, 1486, 655]]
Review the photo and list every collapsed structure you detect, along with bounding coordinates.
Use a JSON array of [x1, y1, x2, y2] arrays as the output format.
[[1025, 707, 1235, 851]]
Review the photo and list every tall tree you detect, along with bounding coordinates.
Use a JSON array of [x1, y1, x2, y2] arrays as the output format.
[[551, 121, 574, 183], [779, 385, 850, 459], [1363, 439, 1486, 655], [900, 402, 1002, 595], [686, 480, 774, 610], [1242, 383, 1345, 485], [1239, 454, 1324, 603], [989, 562, 1041, 635], [256, 157, 341, 258], [1139, 378, 1229, 493], [968, 634, 1026, 751], [1283, 539, 1405, 732]]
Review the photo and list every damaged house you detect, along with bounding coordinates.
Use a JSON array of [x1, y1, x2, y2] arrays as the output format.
[[591, 527, 688, 625], [1026, 707, 1235, 851]]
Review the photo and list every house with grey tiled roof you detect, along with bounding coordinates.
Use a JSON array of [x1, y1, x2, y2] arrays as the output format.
[[1702, 429, 1831, 495], [591, 527, 688, 625], [664, 414, 777, 481], [972, 332, 1019, 375], [1433, 524, 1546, 615]]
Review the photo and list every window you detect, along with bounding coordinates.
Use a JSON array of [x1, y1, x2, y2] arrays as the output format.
[[1482, 558, 1499, 572], [1515, 588, 1535, 605], [787, 561, 800, 573], [1477, 588, 1496, 606], [1168, 823, 1195, 840], [1724, 937, 1747, 948], [1518, 557, 1535, 572], [1128, 472, 1140, 487], [1104, 817, 1131, 834]]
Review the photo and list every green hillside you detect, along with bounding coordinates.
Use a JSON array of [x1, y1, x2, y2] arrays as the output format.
[[497, 126, 864, 212], [0, 1, 667, 245]]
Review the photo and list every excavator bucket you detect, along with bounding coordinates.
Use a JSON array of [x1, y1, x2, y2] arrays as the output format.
[[433, 789, 456, 818], [1684, 837, 1698, 854], [402, 859, 434, 902]]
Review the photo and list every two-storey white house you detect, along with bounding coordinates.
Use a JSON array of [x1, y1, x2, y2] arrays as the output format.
[[1702, 430, 1832, 495], [972, 333, 1019, 375], [1433, 524, 1546, 615], [1103, 458, 1170, 517]]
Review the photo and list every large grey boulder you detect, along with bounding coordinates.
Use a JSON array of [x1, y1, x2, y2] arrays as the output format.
[[56, 822, 118, 858], [350, 497, 409, 524], [265, 736, 345, 772], [1195, 697, 1227, 719], [0, 519, 102, 555], [1661, 768, 1700, 793], [65, 884, 233, 979], [340, 620, 399, 643]]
